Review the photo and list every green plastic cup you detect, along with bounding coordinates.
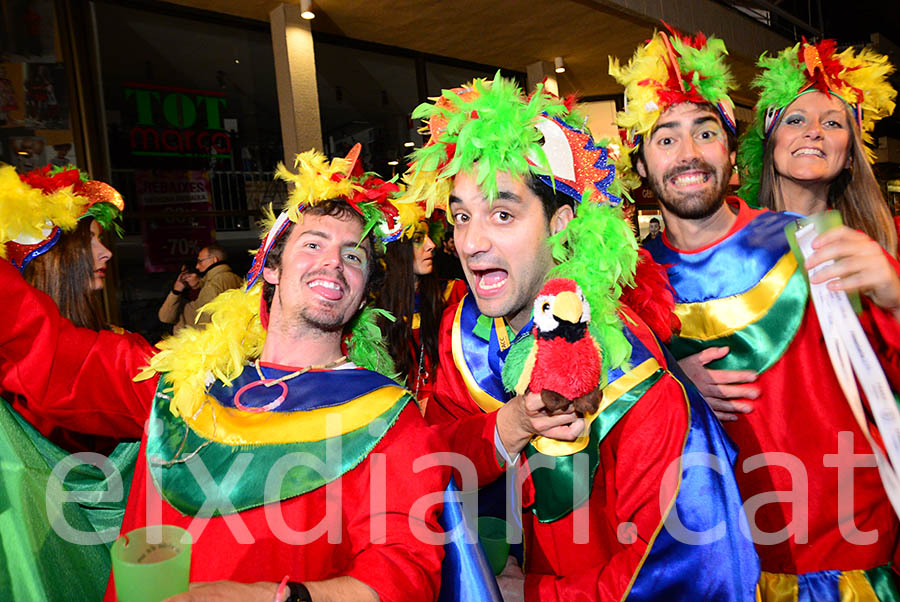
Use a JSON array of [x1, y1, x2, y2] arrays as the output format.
[[477, 516, 510, 576], [111, 525, 192, 602]]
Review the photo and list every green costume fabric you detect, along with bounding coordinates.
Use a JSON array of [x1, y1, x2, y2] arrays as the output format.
[[0, 399, 138, 600]]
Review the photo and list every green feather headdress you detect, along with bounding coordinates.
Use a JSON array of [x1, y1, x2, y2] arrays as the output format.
[[737, 39, 897, 206], [399, 74, 640, 375], [398, 73, 594, 214]]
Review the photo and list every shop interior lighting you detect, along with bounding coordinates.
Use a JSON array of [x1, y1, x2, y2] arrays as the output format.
[[554, 56, 566, 74], [300, 0, 315, 20], [403, 141, 415, 148], [387, 160, 399, 166]]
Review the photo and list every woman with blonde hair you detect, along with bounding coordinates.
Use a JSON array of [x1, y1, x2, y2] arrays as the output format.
[[738, 39, 900, 320]]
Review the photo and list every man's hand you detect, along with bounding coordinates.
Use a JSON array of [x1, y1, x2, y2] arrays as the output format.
[[496, 556, 525, 602], [164, 581, 278, 602], [677, 346, 759, 422], [496, 391, 585, 456], [173, 271, 188, 293], [806, 226, 900, 322]]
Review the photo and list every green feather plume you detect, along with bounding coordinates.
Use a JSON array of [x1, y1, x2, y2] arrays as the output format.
[[84, 202, 124, 237], [671, 35, 736, 108], [345, 306, 398, 380], [408, 74, 570, 201], [547, 201, 637, 374]]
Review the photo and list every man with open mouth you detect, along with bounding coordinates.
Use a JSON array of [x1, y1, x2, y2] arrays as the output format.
[[400, 73, 759, 600]]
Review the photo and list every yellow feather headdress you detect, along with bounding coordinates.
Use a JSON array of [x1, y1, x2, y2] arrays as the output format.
[[0, 164, 124, 271], [609, 25, 737, 146]]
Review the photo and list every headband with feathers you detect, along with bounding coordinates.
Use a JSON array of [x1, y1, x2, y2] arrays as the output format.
[[609, 24, 737, 147], [736, 39, 897, 205], [0, 164, 124, 272], [397, 73, 632, 216]]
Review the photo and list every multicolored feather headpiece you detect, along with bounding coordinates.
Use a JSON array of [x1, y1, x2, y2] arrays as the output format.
[[383, 198, 427, 244], [609, 24, 737, 147], [737, 39, 897, 205], [245, 143, 405, 290], [397, 73, 631, 215], [140, 144, 400, 421], [399, 74, 645, 377], [0, 164, 124, 272]]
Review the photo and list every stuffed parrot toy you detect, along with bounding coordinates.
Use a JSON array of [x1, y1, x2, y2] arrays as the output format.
[[501, 278, 603, 414]]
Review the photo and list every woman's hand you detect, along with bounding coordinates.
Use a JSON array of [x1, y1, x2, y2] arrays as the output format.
[[805, 226, 900, 321]]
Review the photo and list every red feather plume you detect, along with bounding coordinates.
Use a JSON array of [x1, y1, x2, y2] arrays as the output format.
[[620, 249, 681, 342]]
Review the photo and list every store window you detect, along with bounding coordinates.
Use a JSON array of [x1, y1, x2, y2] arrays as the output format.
[[0, 0, 78, 170], [93, 2, 284, 340], [314, 41, 419, 178], [314, 36, 523, 180]]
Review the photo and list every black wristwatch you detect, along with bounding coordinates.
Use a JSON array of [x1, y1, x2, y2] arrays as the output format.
[[285, 582, 312, 602]]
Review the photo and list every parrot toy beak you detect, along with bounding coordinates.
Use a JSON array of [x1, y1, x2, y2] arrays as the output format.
[[552, 290, 583, 324]]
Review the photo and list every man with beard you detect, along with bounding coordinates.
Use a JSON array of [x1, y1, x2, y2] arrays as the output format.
[[612, 27, 900, 598], [0, 147, 451, 601], [401, 74, 760, 601]]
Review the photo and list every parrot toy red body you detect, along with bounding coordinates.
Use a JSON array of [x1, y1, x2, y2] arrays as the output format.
[[502, 278, 603, 414]]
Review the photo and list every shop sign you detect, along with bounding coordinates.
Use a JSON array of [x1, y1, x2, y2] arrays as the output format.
[[135, 169, 216, 272], [123, 83, 232, 158]]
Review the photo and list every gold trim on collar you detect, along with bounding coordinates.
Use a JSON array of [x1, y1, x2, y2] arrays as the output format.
[[675, 252, 798, 341], [451, 299, 506, 413], [185, 385, 408, 445], [495, 318, 511, 351], [531, 357, 661, 457]]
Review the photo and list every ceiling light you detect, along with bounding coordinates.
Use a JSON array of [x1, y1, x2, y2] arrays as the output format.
[[387, 160, 399, 166], [403, 141, 415, 148], [554, 56, 566, 74], [300, 0, 315, 19]]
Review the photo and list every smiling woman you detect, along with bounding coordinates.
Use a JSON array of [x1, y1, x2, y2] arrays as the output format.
[[738, 38, 897, 256], [375, 202, 464, 413]]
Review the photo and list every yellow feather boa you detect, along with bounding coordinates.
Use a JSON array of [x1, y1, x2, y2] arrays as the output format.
[[136, 283, 265, 420]]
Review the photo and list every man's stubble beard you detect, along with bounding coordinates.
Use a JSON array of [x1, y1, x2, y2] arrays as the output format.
[[649, 158, 731, 220], [276, 281, 348, 336]]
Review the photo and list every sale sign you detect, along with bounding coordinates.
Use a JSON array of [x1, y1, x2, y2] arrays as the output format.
[[134, 169, 216, 272]]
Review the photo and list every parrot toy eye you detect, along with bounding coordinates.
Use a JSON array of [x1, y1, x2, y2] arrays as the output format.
[[542, 302, 550, 312]]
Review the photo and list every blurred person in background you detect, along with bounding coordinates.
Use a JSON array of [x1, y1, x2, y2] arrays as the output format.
[[376, 203, 465, 415], [158, 242, 241, 332]]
